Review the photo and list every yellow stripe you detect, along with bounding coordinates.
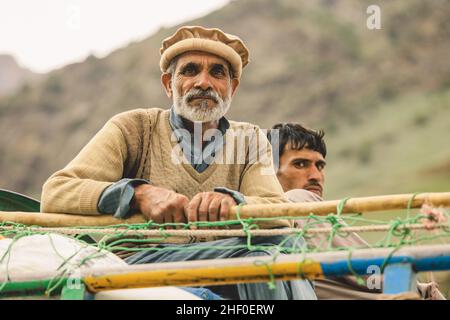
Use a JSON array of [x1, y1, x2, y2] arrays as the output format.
[[84, 260, 324, 292]]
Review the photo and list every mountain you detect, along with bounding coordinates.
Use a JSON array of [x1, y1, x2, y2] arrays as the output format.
[[0, 54, 38, 96], [0, 0, 449, 295], [0, 0, 449, 200]]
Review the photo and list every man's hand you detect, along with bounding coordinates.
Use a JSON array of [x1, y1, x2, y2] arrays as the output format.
[[132, 184, 188, 228], [185, 192, 236, 229]]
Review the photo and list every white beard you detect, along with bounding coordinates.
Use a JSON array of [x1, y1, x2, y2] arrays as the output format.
[[173, 86, 232, 123]]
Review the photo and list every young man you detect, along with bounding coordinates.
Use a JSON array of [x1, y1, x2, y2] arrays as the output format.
[[268, 123, 445, 300], [269, 123, 327, 201]]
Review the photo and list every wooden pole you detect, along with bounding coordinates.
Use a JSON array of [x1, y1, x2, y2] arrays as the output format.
[[83, 244, 450, 292], [0, 192, 448, 227], [229, 192, 450, 219], [1, 222, 448, 238], [0, 210, 146, 227], [3, 244, 449, 293]]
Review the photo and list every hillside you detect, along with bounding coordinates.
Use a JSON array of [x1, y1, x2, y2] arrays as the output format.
[[0, 0, 449, 201], [0, 0, 449, 296], [0, 54, 38, 96]]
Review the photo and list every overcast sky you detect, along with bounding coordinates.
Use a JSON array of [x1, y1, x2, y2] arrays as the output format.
[[0, 0, 229, 73]]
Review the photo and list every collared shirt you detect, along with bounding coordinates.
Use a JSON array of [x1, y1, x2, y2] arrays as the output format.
[[169, 107, 229, 173], [98, 107, 245, 218]]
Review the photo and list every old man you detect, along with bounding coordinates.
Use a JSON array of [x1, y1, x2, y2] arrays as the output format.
[[41, 26, 316, 300]]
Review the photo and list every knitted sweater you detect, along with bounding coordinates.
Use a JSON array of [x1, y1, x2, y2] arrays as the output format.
[[41, 108, 289, 227]]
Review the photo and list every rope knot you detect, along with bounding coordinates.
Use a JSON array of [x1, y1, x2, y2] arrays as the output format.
[[390, 219, 411, 237], [325, 214, 340, 226], [420, 204, 449, 230]]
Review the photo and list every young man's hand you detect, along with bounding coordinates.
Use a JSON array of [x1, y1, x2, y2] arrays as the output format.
[[185, 192, 236, 228], [132, 184, 188, 228]]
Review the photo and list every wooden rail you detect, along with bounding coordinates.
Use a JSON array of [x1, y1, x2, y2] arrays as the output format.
[[0, 192, 448, 228]]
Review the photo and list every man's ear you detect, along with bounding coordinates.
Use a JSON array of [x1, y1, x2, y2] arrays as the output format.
[[230, 78, 240, 97], [161, 72, 173, 98]]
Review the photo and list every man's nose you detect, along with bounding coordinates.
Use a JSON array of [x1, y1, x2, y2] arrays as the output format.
[[194, 71, 213, 90], [308, 166, 323, 182]]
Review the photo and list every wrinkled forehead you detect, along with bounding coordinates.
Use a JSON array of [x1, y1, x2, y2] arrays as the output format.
[[175, 51, 231, 69]]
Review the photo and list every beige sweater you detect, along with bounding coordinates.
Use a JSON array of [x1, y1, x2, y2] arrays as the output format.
[[41, 108, 289, 226]]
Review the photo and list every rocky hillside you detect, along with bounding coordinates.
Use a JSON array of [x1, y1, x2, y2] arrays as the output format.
[[0, 0, 449, 295], [0, 0, 449, 199], [0, 54, 38, 96]]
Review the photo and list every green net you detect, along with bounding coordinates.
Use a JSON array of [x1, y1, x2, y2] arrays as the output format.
[[0, 198, 449, 296]]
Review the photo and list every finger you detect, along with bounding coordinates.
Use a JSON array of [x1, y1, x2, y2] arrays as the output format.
[[219, 198, 231, 223], [149, 207, 164, 225], [174, 210, 187, 229], [208, 196, 222, 229], [140, 207, 153, 222], [186, 193, 202, 229], [163, 209, 174, 229], [174, 197, 188, 229], [198, 193, 212, 229]]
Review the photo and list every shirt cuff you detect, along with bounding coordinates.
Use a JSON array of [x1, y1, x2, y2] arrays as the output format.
[[214, 187, 247, 205], [97, 178, 150, 219]]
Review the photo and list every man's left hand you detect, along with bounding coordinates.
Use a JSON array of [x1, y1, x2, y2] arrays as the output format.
[[185, 192, 236, 228]]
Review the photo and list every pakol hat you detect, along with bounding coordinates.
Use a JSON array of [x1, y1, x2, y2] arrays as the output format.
[[160, 26, 249, 79]]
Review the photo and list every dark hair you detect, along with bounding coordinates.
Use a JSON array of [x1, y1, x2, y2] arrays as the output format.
[[267, 123, 327, 159]]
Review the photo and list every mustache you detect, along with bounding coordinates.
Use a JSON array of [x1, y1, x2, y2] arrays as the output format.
[[185, 88, 220, 104], [304, 181, 322, 189]]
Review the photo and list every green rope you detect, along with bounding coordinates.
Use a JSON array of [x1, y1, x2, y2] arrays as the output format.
[[0, 201, 449, 297]]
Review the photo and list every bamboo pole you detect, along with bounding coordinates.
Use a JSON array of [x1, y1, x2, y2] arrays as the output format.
[[0, 210, 146, 227], [1, 222, 448, 239], [0, 192, 449, 228], [229, 192, 450, 218]]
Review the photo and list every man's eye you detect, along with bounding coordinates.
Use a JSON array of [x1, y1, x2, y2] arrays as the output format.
[[294, 161, 306, 168], [317, 163, 326, 171], [211, 67, 225, 77], [181, 66, 197, 75]]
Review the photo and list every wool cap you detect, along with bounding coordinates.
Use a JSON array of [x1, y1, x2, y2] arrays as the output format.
[[160, 26, 249, 79]]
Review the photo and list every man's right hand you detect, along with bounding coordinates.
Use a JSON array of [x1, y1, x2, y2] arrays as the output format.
[[132, 184, 188, 227]]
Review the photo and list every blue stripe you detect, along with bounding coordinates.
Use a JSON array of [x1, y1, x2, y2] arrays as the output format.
[[320, 254, 450, 276]]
